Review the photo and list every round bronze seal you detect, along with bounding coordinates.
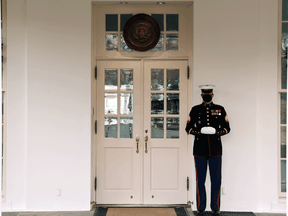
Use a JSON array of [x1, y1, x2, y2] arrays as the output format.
[[123, 13, 160, 52]]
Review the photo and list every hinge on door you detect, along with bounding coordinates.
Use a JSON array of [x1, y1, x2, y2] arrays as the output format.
[[187, 177, 189, 191], [95, 120, 97, 134], [187, 65, 190, 79], [94, 177, 97, 191], [95, 66, 97, 80]]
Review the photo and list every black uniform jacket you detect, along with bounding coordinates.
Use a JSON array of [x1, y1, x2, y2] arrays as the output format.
[[185, 102, 231, 157]]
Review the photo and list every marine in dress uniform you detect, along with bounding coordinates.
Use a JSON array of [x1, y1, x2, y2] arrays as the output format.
[[185, 85, 231, 216]]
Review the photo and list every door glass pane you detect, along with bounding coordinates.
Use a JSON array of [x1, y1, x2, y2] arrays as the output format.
[[120, 14, 132, 31], [166, 34, 178, 51], [1, 158, 3, 191], [281, 160, 286, 192], [120, 33, 133, 51], [120, 69, 133, 90], [105, 117, 118, 138], [151, 93, 164, 114], [151, 69, 164, 91], [151, 33, 164, 51], [167, 69, 179, 90], [105, 93, 117, 114], [283, 0, 288, 21], [167, 93, 179, 114], [282, 23, 288, 55], [106, 14, 118, 31], [2, 125, 4, 158], [105, 69, 118, 90], [2, 92, 3, 125], [2, 92, 5, 159], [1, 41, 3, 90], [120, 93, 133, 115], [151, 117, 164, 138], [106, 34, 118, 51], [166, 14, 178, 31], [281, 126, 286, 158], [281, 93, 287, 124], [167, 117, 179, 139], [281, 57, 287, 89], [120, 117, 133, 138], [151, 14, 164, 31]]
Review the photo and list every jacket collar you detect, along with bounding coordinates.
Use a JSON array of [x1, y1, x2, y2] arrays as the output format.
[[202, 101, 214, 107]]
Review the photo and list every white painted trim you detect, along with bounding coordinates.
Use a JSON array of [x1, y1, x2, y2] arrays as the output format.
[[92, 0, 193, 5], [1, 0, 7, 202], [140, 59, 144, 204], [92, 2, 193, 204], [1, 0, 7, 93], [91, 1, 97, 206], [278, 0, 287, 199], [187, 1, 193, 205]]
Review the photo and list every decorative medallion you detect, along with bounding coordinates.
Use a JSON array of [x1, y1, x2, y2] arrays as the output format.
[[123, 13, 161, 52]]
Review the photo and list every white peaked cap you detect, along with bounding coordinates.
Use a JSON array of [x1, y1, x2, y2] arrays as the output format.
[[198, 84, 216, 90]]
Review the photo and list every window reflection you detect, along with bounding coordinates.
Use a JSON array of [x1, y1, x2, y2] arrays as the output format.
[[151, 93, 164, 114], [151, 34, 164, 51], [167, 69, 179, 90], [105, 69, 118, 90], [167, 117, 179, 139], [151, 117, 164, 138], [166, 34, 178, 51], [281, 160, 286, 192], [120, 93, 133, 115], [104, 117, 118, 138], [105, 93, 117, 115], [281, 57, 287, 89], [281, 93, 287, 124], [106, 34, 118, 51], [151, 69, 164, 91], [167, 93, 179, 114], [120, 69, 133, 90], [120, 117, 133, 138], [120, 33, 133, 51], [281, 126, 286, 158]]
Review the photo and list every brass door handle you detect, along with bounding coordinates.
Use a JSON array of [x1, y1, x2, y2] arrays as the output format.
[[136, 135, 140, 153], [145, 135, 148, 153]]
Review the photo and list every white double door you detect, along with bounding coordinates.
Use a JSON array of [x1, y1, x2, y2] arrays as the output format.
[[96, 60, 188, 204]]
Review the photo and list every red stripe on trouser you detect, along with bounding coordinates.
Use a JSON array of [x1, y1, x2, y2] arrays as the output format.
[[194, 156, 201, 210], [217, 183, 221, 209], [217, 156, 222, 210]]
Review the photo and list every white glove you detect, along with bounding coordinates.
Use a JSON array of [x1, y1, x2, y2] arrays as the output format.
[[200, 127, 216, 135]]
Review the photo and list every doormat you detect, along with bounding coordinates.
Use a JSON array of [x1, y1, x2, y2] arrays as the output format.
[[95, 207, 189, 216], [192, 211, 256, 216]]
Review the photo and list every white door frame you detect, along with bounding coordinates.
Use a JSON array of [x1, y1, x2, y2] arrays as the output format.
[[91, 1, 194, 207]]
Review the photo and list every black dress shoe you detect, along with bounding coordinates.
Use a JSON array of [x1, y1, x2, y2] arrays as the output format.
[[211, 210, 220, 215], [197, 210, 204, 216]]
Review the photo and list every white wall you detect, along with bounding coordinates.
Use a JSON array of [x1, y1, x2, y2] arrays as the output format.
[[256, 1, 281, 212], [6, 0, 27, 210], [193, 0, 284, 213], [4, 0, 285, 213], [6, 0, 92, 211]]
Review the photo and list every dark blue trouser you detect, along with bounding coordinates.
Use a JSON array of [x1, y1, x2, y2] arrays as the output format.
[[194, 155, 222, 211]]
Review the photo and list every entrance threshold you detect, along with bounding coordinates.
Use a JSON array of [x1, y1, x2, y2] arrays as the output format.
[[93, 204, 191, 208]]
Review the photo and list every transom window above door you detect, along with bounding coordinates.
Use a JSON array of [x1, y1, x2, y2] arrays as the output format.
[[105, 14, 179, 52], [93, 4, 191, 59]]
